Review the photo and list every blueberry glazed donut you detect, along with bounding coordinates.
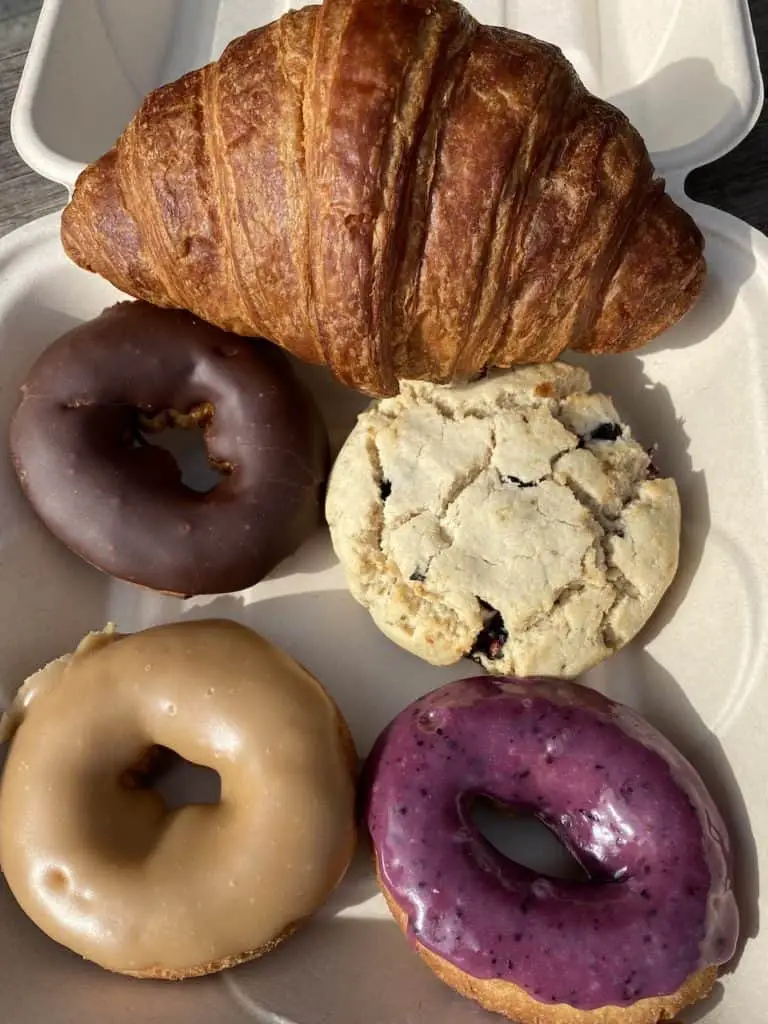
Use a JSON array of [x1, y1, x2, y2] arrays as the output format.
[[365, 676, 738, 1023]]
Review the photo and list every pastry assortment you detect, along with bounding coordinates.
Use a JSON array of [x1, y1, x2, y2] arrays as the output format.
[[0, 0, 745, 1021], [366, 677, 737, 1023], [326, 365, 680, 678], [0, 620, 356, 978]]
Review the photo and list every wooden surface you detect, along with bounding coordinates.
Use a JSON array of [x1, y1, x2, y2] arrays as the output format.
[[0, 0, 64, 234], [0, 1, 766, 237]]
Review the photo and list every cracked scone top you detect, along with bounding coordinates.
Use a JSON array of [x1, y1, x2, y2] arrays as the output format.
[[326, 365, 680, 678]]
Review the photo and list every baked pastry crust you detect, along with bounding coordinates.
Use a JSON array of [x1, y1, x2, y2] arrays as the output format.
[[61, 0, 705, 396]]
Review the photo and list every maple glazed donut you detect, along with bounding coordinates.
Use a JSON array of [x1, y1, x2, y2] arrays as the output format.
[[365, 677, 738, 1024], [9, 301, 329, 596], [0, 620, 357, 979]]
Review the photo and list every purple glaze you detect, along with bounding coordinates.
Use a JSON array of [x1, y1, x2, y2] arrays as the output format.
[[365, 677, 738, 1011]]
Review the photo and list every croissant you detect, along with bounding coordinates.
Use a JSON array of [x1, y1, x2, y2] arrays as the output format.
[[61, 0, 705, 397]]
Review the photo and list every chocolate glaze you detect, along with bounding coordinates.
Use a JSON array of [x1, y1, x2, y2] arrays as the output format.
[[10, 302, 329, 595], [365, 677, 738, 1011]]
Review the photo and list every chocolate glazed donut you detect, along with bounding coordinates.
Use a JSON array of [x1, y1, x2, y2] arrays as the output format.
[[10, 302, 329, 596]]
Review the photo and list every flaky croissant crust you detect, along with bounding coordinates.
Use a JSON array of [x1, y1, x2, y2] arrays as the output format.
[[62, 0, 705, 396]]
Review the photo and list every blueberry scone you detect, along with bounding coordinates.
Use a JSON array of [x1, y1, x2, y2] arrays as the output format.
[[326, 365, 680, 678]]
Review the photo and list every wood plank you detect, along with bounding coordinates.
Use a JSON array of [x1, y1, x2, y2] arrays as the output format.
[[0, 47, 64, 238]]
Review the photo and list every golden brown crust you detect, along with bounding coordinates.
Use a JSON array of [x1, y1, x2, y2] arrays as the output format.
[[61, 0, 705, 396], [119, 922, 301, 981], [378, 870, 717, 1024]]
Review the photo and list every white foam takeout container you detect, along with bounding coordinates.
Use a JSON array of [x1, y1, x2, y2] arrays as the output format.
[[1, 1, 766, 1022]]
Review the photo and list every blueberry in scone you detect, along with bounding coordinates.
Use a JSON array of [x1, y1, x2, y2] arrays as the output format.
[[326, 365, 680, 678]]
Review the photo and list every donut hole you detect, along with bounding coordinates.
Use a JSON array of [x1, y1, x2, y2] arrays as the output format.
[[122, 744, 222, 810], [470, 796, 589, 883], [133, 404, 229, 494], [79, 748, 223, 864]]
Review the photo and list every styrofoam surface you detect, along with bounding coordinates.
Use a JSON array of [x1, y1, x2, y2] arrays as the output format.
[[12, 0, 764, 189], [1, 1, 767, 1022]]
